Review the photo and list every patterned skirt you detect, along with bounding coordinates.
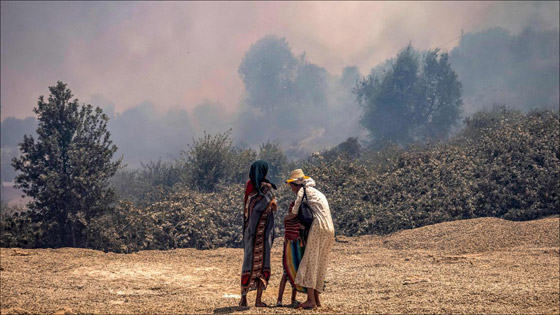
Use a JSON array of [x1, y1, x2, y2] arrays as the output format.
[[282, 237, 306, 293]]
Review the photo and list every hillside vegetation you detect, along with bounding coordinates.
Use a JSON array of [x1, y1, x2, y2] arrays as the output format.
[[1, 108, 559, 252]]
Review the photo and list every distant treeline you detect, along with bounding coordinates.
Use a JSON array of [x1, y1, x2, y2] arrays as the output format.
[[2, 107, 558, 252], [2, 27, 558, 182]]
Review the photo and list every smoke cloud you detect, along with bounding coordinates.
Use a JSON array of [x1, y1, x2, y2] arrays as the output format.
[[1, 1, 558, 180], [2, 2, 558, 118]]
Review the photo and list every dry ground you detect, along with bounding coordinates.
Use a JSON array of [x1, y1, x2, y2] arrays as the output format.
[[1, 216, 559, 314]]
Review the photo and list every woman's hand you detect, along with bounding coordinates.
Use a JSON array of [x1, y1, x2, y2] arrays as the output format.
[[284, 213, 298, 222], [265, 199, 277, 214]]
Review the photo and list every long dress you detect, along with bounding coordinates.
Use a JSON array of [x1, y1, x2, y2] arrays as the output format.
[[241, 182, 277, 294], [291, 179, 334, 293]]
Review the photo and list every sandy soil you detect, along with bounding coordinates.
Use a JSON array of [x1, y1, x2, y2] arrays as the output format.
[[1, 216, 558, 314]]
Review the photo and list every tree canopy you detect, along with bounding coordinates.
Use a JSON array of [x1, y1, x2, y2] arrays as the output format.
[[11, 81, 121, 247], [238, 35, 299, 112], [355, 45, 463, 147]]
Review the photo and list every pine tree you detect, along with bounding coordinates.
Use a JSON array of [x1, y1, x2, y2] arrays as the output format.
[[12, 81, 121, 247]]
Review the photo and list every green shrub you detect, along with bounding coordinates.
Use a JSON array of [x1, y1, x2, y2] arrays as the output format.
[[321, 137, 362, 161], [179, 130, 257, 192], [0, 206, 44, 248], [87, 201, 158, 253]]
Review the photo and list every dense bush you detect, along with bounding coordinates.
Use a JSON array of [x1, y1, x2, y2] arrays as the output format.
[[303, 108, 559, 236], [86, 201, 158, 253], [85, 184, 290, 252], [459, 108, 559, 220], [321, 137, 362, 161], [181, 130, 239, 192], [111, 159, 182, 207], [110, 130, 259, 204], [0, 208, 44, 248]]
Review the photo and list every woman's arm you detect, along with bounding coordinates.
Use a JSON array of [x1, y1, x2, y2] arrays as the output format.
[[285, 188, 304, 221], [291, 187, 305, 215]]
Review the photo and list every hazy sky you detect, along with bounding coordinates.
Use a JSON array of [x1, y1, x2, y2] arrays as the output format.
[[2, 1, 558, 119]]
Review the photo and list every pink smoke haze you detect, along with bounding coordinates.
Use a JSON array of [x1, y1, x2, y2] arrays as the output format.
[[1, 1, 558, 118]]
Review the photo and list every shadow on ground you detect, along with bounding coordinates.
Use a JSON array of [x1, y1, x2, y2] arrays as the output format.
[[213, 305, 250, 313]]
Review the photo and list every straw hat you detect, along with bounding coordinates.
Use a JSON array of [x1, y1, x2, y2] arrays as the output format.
[[285, 169, 310, 184]]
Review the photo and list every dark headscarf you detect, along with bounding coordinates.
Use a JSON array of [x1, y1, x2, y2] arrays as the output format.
[[249, 160, 277, 196]]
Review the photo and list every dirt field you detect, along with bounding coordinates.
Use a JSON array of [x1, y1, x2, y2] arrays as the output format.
[[1, 216, 559, 314]]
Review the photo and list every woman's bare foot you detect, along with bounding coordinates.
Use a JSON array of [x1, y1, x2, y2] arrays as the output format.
[[298, 301, 316, 310], [239, 295, 248, 307]]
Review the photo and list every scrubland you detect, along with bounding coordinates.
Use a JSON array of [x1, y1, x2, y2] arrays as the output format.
[[1, 216, 558, 314]]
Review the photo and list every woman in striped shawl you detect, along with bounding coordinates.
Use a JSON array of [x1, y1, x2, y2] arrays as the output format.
[[239, 160, 277, 307]]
